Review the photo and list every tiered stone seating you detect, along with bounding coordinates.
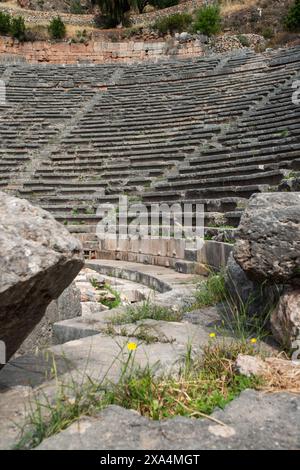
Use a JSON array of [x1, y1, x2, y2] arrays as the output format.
[[1, 47, 299, 259]]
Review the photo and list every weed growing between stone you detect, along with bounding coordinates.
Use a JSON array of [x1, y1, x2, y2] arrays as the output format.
[[101, 283, 122, 309], [107, 342, 261, 420], [102, 323, 175, 344], [110, 298, 183, 324], [90, 277, 122, 309], [190, 272, 276, 342], [218, 295, 272, 343], [15, 341, 262, 450], [15, 345, 132, 450], [191, 271, 227, 309]]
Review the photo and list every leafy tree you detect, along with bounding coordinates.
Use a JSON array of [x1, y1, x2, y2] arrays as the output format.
[[284, 0, 300, 32], [10, 16, 26, 41], [48, 16, 66, 39], [193, 4, 221, 36], [93, 0, 137, 26], [0, 12, 11, 35]]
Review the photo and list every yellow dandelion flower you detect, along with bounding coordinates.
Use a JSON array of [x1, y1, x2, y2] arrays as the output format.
[[127, 342, 137, 351], [209, 332, 216, 338], [250, 338, 257, 344]]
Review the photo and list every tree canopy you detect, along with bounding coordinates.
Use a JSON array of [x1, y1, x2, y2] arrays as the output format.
[[93, 0, 137, 25]]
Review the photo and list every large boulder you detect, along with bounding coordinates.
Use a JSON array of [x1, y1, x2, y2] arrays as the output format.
[[225, 252, 280, 317], [271, 288, 300, 349], [17, 281, 82, 354], [234, 193, 300, 286], [0, 192, 84, 363]]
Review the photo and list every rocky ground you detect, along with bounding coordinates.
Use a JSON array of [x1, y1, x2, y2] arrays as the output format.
[[0, 257, 299, 449], [0, 0, 298, 49]]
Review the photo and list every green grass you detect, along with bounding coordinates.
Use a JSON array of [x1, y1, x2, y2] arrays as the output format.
[[102, 324, 175, 345], [191, 272, 227, 309], [110, 299, 182, 325], [218, 294, 272, 343], [283, 170, 299, 180], [189, 272, 274, 342], [237, 34, 250, 47], [100, 284, 122, 310], [16, 342, 262, 449], [108, 342, 261, 420], [89, 278, 122, 310]]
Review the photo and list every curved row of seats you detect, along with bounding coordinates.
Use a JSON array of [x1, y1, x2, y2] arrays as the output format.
[[0, 46, 299, 254]]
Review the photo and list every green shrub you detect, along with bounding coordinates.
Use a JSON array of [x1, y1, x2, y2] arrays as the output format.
[[193, 4, 221, 36], [237, 34, 250, 47], [284, 0, 300, 32], [192, 272, 227, 309], [10, 16, 26, 41], [70, 0, 84, 14], [149, 0, 179, 9], [153, 12, 192, 35], [0, 12, 11, 35], [262, 27, 274, 39], [48, 16, 66, 39]]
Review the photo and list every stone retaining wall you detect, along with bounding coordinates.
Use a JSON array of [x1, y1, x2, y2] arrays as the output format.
[[0, 37, 203, 63], [0, 1, 204, 27], [131, 0, 204, 25], [0, 4, 95, 26]]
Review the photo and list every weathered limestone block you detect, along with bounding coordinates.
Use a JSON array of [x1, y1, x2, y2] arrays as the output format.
[[234, 354, 266, 377], [271, 288, 300, 348], [18, 282, 82, 354], [225, 252, 280, 317], [0, 192, 84, 363], [234, 193, 300, 285]]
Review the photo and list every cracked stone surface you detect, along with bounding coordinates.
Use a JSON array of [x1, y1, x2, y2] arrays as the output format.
[[0, 191, 84, 362], [36, 391, 300, 450]]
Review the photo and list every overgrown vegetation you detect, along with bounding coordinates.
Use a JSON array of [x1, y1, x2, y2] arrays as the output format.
[[108, 342, 261, 420], [48, 16, 66, 40], [111, 299, 182, 324], [193, 4, 221, 36], [103, 323, 175, 344], [90, 278, 122, 309], [284, 0, 300, 32], [237, 33, 250, 47], [10, 16, 26, 41], [0, 12, 11, 35], [190, 271, 275, 342], [219, 292, 272, 343], [101, 284, 122, 309], [0, 13, 26, 41], [153, 12, 192, 34], [93, 0, 136, 27], [192, 271, 227, 309], [16, 341, 262, 449]]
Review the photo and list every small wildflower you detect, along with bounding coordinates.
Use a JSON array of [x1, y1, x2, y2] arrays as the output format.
[[209, 332, 216, 338], [127, 342, 137, 351], [250, 338, 257, 344]]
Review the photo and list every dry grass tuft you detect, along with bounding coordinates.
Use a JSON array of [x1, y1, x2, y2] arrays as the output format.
[[259, 354, 300, 394], [220, 0, 258, 15]]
